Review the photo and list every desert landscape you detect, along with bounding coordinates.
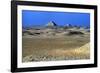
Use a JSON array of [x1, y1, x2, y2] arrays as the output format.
[[22, 21, 90, 62]]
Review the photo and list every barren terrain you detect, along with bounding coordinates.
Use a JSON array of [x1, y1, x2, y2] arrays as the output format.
[[22, 26, 90, 62]]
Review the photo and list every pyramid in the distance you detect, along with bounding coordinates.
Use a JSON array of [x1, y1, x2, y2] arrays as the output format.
[[46, 21, 57, 27]]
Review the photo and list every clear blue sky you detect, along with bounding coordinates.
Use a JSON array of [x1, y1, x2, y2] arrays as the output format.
[[22, 10, 90, 27]]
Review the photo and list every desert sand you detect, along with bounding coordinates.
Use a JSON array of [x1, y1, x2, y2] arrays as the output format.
[[22, 22, 90, 62]]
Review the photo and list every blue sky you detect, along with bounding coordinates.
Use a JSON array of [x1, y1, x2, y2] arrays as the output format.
[[22, 10, 90, 27]]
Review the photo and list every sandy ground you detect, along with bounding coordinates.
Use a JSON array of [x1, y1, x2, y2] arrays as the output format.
[[22, 32, 90, 62]]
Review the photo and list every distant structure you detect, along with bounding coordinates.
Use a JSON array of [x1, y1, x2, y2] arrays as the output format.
[[63, 24, 73, 29], [46, 21, 57, 28], [65, 24, 71, 27]]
